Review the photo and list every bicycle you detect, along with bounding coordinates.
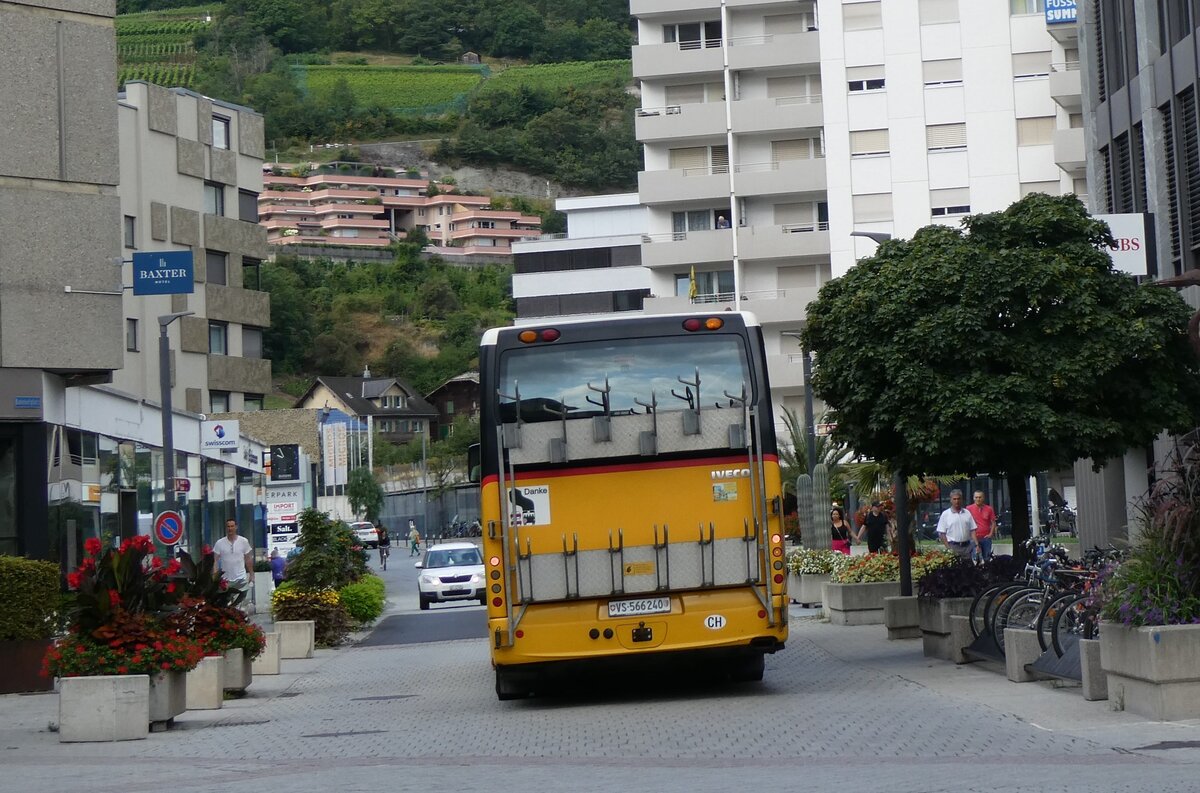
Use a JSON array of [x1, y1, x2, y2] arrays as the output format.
[[378, 543, 390, 571]]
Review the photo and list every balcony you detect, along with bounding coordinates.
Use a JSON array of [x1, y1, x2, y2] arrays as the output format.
[[727, 31, 819, 71], [734, 158, 827, 197], [630, 0, 719, 14], [1053, 127, 1085, 174], [636, 101, 727, 142], [765, 353, 808, 390], [1045, 9, 1079, 45], [633, 41, 724, 80], [643, 286, 816, 325], [1049, 63, 1082, 112], [641, 229, 733, 269], [639, 165, 730, 205], [738, 224, 829, 261], [732, 95, 822, 135]]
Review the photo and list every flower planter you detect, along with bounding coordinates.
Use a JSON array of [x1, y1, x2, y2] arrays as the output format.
[[148, 670, 186, 728], [58, 674, 149, 743], [0, 638, 54, 694], [789, 572, 829, 606], [277, 620, 315, 659], [185, 655, 224, 710], [919, 597, 975, 660], [251, 632, 281, 675], [1100, 621, 1200, 721], [222, 647, 253, 692], [883, 596, 920, 639], [823, 581, 901, 625], [253, 571, 275, 613]]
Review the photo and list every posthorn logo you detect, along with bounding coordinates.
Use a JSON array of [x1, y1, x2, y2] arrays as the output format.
[[213, 424, 226, 438]]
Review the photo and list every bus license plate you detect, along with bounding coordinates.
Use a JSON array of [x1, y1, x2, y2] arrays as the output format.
[[608, 596, 671, 618]]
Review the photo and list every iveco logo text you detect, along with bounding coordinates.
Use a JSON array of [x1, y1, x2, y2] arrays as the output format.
[[711, 468, 751, 480]]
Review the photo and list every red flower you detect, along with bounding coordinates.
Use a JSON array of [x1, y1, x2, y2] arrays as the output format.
[[84, 537, 102, 557], [153, 641, 163, 651], [166, 583, 176, 594], [161, 662, 170, 670], [79, 557, 96, 572], [151, 556, 164, 569], [66, 571, 82, 590], [131, 655, 142, 664], [202, 544, 212, 556], [165, 559, 182, 576], [117, 666, 128, 674], [109, 590, 121, 608]]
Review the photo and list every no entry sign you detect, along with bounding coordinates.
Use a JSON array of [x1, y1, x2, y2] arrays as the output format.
[[154, 510, 185, 546]]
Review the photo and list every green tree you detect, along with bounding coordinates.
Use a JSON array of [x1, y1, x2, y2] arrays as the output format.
[[347, 466, 384, 522], [802, 194, 1200, 557]]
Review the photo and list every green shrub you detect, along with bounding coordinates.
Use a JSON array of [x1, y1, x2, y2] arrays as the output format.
[[285, 509, 369, 590], [338, 575, 385, 625], [0, 556, 61, 641], [272, 587, 353, 647]]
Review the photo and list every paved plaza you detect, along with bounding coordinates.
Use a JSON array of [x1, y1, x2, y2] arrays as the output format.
[[3, 593, 1199, 793]]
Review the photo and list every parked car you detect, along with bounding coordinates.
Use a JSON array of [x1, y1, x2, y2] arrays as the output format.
[[348, 521, 378, 549], [415, 542, 485, 610]]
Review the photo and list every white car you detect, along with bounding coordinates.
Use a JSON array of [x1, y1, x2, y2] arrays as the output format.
[[348, 521, 378, 549], [415, 542, 486, 610]]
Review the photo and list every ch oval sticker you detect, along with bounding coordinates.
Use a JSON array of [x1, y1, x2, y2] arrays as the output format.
[[704, 614, 726, 630]]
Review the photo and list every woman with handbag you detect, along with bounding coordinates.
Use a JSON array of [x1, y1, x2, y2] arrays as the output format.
[[830, 507, 854, 555]]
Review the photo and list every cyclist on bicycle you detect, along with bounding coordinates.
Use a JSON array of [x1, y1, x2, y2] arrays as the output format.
[[376, 523, 391, 570]]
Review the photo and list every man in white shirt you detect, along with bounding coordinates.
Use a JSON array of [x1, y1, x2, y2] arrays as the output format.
[[936, 489, 978, 561], [213, 518, 253, 585]]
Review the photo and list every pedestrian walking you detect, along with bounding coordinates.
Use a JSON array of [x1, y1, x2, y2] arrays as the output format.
[[857, 501, 890, 553], [269, 548, 286, 588], [408, 520, 421, 556], [966, 490, 998, 562], [937, 489, 978, 560], [214, 518, 253, 589], [830, 507, 853, 555]]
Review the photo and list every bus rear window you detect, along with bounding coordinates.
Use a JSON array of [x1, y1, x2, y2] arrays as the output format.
[[498, 335, 752, 423]]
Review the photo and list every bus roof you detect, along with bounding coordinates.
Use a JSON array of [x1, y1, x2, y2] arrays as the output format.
[[480, 311, 762, 347]]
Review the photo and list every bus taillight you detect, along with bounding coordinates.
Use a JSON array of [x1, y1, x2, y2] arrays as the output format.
[[541, 328, 560, 341], [771, 533, 782, 545]]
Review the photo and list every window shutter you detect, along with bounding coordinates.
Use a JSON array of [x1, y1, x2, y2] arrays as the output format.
[[669, 147, 706, 169], [843, 1, 882, 31], [773, 202, 814, 225], [1016, 117, 1055, 145], [772, 139, 810, 161], [666, 84, 705, 105], [1012, 51, 1051, 77], [923, 59, 962, 84], [852, 193, 893, 222], [710, 145, 729, 173], [850, 129, 889, 155], [846, 65, 885, 81], [764, 13, 806, 33], [919, 0, 958, 23], [1020, 181, 1061, 196], [926, 123, 967, 150], [930, 187, 970, 206], [705, 82, 725, 101], [767, 75, 807, 98]]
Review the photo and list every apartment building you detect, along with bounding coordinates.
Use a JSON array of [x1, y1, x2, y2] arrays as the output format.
[[629, 0, 1081, 426], [511, 193, 650, 322], [113, 82, 273, 415], [259, 167, 541, 260]]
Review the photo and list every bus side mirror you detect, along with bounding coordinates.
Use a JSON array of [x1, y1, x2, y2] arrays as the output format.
[[467, 443, 481, 483]]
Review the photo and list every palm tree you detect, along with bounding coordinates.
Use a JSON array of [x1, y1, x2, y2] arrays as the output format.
[[779, 408, 852, 493]]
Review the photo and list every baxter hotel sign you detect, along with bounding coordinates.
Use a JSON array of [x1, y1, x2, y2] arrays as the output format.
[[132, 250, 194, 296]]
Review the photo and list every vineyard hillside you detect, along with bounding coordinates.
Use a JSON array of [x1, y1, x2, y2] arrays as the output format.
[[297, 65, 487, 113], [115, 4, 217, 89], [476, 60, 631, 96]]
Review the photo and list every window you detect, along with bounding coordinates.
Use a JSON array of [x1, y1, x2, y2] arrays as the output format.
[[664, 82, 723, 105], [843, 1, 883, 31], [1010, 0, 1045, 13], [208, 321, 227, 355], [767, 74, 820, 101], [445, 400, 455, 414], [675, 269, 734, 299], [1072, 178, 1088, 196], [204, 182, 224, 216], [238, 190, 258, 223], [668, 145, 727, 174], [125, 318, 138, 352], [242, 257, 262, 290], [1016, 116, 1055, 145], [209, 391, 229, 413], [1012, 51, 1051, 78], [847, 65, 885, 91], [206, 250, 227, 285], [412, 420, 424, 433], [930, 188, 971, 216], [773, 138, 823, 161], [926, 123, 967, 151], [475, 220, 496, 229], [1069, 112, 1084, 128], [923, 59, 963, 86], [1021, 180, 1061, 196], [212, 115, 230, 150], [243, 327, 262, 359], [764, 12, 812, 33], [244, 394, 264, 412], [850, 128, 890, 157], [852, 193, 893, 222], [919, 0, 959, 23], [671, 210, 714, 235], [123, 215, 136, 249], [662, 20, 721, 48]]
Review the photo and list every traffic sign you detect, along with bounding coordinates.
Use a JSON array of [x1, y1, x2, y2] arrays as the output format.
[[153, 510, 185, 546], [174, 477, 191, 493]]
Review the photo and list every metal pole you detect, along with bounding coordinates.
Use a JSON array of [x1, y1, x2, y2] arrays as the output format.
[[421, 426, 429, 538], [895, 470, 912, 596], [801, 351, 817, 475], [157, 312, 193, 536]]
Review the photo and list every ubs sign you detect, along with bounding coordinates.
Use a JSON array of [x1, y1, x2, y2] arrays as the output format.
[[1094, 213, 1152, 277]]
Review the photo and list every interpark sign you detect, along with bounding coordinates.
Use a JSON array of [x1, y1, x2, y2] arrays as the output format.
[[132, 250, 195, 296]]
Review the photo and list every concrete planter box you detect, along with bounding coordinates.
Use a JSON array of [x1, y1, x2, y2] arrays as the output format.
[[277, 620, 315, 659], [883, 595, 920, 639], [185, 655, 224, 710], [252, 632, 281, 675], [823, 581, 901, 625], [919, 597, 975, 660], [148, 671, 186, 728], [222, 647, 252, 692], [253, 571, 274, 613], [789, 572, 829, 606], [1100, 621, 1200, 721], [0, 638, 54, 694], [59, 674, 149, 743]]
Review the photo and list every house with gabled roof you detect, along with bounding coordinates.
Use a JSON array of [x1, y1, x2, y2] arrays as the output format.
[[294, 366, 437, 445]]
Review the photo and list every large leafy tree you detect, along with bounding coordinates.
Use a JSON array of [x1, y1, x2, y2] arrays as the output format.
[[347, 466, 384, 522], [802, 194, 1200, 556]]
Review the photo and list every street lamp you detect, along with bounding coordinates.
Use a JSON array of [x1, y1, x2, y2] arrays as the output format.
[[158, 311, 193, 532], [849, 230, 893, 244]]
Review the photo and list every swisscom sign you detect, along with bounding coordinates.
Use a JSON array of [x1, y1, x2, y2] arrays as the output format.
[[200, 419, 239, 452]]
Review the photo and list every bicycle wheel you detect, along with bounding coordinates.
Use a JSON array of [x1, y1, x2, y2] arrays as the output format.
[[1002, 591, 1045, 636], [1035, 592, 1078, 653], [1051, 595, 1095, 657], [984, 584, 1027, 638], [970, 584, 1003, 638], [993, 586, 1035, 652]]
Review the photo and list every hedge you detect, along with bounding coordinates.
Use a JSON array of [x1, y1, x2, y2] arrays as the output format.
[[0, 556, 61, 641], [338, 575, 386, 625]]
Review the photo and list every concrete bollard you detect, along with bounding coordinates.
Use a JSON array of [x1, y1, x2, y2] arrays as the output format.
[[1004, 628, 1042, 683], [185, 655, 224, 710], [948, 615, 974, 664], [59, 674, 149, 743], [251, 632, 281, 675], [1079, 638, 1108, 701], [884, 596, 921, 640], [277, 620, 315, 659]]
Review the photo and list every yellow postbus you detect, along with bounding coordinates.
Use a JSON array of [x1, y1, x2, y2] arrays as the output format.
[[475, 311, 788, 699]]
